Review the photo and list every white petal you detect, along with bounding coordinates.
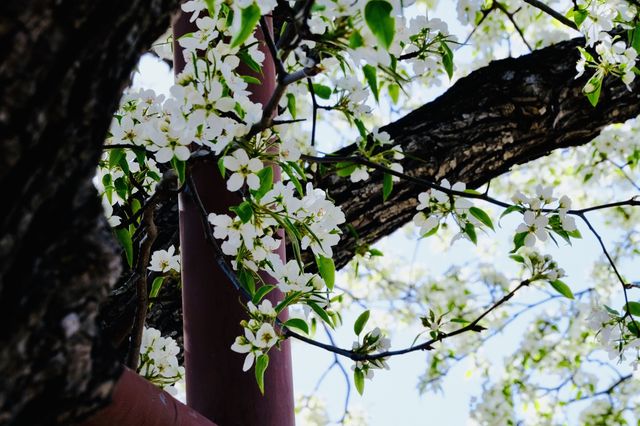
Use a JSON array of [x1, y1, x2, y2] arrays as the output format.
[[227, 173, 244, 191], [246, 173, 260, 190]]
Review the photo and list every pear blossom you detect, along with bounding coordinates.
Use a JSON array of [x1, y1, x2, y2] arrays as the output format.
[[148, 245, 181, 273], [224, 149, 263, 192]]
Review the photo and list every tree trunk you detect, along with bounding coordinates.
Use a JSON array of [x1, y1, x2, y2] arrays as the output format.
[[0, 1, 178, 424]]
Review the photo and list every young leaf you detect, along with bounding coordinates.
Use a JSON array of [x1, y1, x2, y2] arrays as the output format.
[[388, 83, 400, 104], [115, 228, 134, 268], [283, 318, 309, 335], [237, 49, 262, 74], [336, 162, 357, 177], [382, 173, 393, 202], [625, 301, 640, 317], [238, 267, 256, 295], [231, 3, 261, 48], [464, 222, 477, 245], [255, 354, 269, 395], [316, 255, 335, 290], [549, 279, 574, 299], [440, 40, 454, 79], [364, 0, 395, 50], [363, 64, 379, 102], [312, 83, 332, 99], [584, 73, 603, 107], [308, 301, 334, 328], [149, 276, 165, 301], [171, 157, 186, 185], [511, 232, 528, 253], [354, 369, 365, 395], [252, 167, 274, 200], [287, 93, 297, 119], [252, 285, 276, 304], [500, 205, 522, 219], [234, 200, 254, 223], [354, 310, 371, 335], [469, 207, 494, 230]]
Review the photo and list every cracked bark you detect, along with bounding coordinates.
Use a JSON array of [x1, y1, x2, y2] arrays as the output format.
[[324, 37, 640, 269], [0, 1, 178, 424]]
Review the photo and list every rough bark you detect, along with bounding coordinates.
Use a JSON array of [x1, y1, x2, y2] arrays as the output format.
[[0, 1, 178, 424], [324, 37, 640, 269]]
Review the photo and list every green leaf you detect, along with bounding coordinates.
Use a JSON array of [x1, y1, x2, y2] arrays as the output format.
[[511, 232, 528, 253], [440, 40, 454, 79], [500, 205, 522, 219], [204, 0, 216, 16], [234, 200, 254, 223], [231, 3, 261, 48], [362, 64, 379, 102], [388, 84, 400, 104], [354, 310, 371, 335], [625, 301, 640, 317], [237, 49, 262, 74], [283, 318, 309, 335], [382, 173, 393, 202], [631, 24, 640, 52], [171, 157, 186, 185], [255, 354, 269, 394], [308, 301, 334, 328], [549, 279, 574, 299], [316, 255, 335, 290], [336, 162, 357, 177], [241, 75, 262, 85], [149, 276, 165, 301], [280, 162, 304, 196], [584, 73, 603, 107], [573, 8, 588, 26], [115, 228, 134, 268], [464, 222, 477, 245], [109, 148, 125, 169], [469, 207, 494, 230], [354, 119, 368, 139], [422, 223, 439, 238], [509, 254, 525, 264], [287, 93, 296, 119], [368, 248, 384, 257], [312, 83, 332, 99], [252, 167, 274, 200], [364, 0, 395, 50], [114, 177, 128, 201], [349, 31, 364, 48], [238, 267, 256, 295], [354, 369, 365, 395], [218, 156, 226, 178], [252, 285, 276, 304], [627, 321, 640, 337]]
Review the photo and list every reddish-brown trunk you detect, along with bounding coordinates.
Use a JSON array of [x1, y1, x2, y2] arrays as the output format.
[[176, 11, 295, 426]]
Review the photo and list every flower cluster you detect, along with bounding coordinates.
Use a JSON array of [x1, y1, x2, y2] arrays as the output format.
[[351, 327, 390, 393], [511, 185, 578, 248], [412, 179, 493, 244], [571, 0, 639, 104], [138, 327, 185, 389], [587, 303, 640, 365], [231, 300, 280, 371], [346, 128, 404, 184]]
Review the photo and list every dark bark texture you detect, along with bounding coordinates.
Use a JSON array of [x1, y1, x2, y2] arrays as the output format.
[[0, 1, 178, 424], [325, 37, 640, 269]]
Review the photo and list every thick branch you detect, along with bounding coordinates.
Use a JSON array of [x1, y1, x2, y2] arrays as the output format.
[[321, 37, 640, 269]]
